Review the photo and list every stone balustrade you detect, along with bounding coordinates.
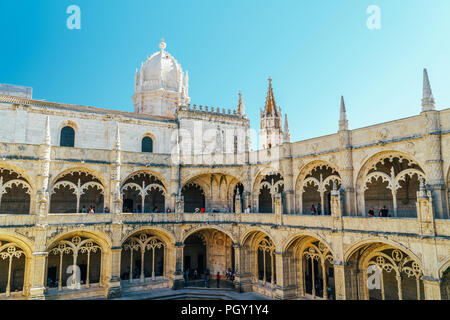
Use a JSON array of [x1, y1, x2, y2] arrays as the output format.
[[1, 212, 448, 238]]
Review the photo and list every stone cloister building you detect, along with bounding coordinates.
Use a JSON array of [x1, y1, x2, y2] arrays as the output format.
[[0, 40, 449, 300]]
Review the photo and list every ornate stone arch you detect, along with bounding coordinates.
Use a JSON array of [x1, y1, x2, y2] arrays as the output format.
[[50, 168, 106, 214], [355, 150, 426, 217], [0, 162, 35, 191], [121, 227, 175, 246], [240, 228, 275, 249], [181, 225, 237, 245], [438, 258, 450, 279], [344, 238, 423, 268], [50, 167, 107, 189], [46, 229, 112, 252], [294, 160, 341, 214], [282, 232, 333, 256], [121, 169, 169, 191], [0, 166, 33, 214], [0, 234, 32, 297]]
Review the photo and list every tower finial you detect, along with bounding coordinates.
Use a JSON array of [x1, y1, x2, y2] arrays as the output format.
[[114, 122, 121, 150], [283, 113, 291, 143], [43, 116, 51, 145], [422, 68, 435, 112], [237, 91, 246, 115], [263, 77, 278, 116], [339, 95, 349, 131], [159, 37, 167, 51]]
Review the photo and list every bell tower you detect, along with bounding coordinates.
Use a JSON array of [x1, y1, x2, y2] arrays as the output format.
[[260, 77, 283, 149]]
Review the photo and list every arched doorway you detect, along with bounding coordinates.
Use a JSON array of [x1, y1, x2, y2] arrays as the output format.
[[182, 183, 205, 213], [183, 229, 235, 288]]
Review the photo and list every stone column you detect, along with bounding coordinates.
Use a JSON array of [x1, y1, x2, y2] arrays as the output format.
[[233, 244, 243, 292], [332, 262, 347, 300], [243, 191, 251, 212], [234, 193, 242, 214], [274, 192, 283, 225], [106, 247, 122, 298], [423, 110, 447, 219], [338, 132, 355, 216], [29, 228, 48, 299], [35, 116, 51, 224], [111, 123, 123, 223], [29, 251, 48, 300], [416, 178, 436, 236], [172, 242, 185, 290], [422, 277, 442, 300], [274, 251, 293, 299]]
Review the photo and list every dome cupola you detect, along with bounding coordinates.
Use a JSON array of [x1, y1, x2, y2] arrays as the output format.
[[133, 39, 190, 118]]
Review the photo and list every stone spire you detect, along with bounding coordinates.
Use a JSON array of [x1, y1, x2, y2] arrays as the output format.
[[263, 77, 279, 116], [283, 113, 291, 143], [237, 91, 246, 115], [339, 95, 349, 131], [43, 116, 51, 146], [114, 122, 121, 151], [422, 68, 435, 112]]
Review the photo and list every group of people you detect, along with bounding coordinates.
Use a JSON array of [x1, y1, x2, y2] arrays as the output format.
[[184, 268, 235, 288], [80, 205, 110, 213], [368, 205, 391, 217], [123, 206, 165, 213], [309, 203, 325, 215]]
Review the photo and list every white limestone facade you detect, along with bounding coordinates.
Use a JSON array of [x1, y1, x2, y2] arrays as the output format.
[[0, 40, 448, 301]]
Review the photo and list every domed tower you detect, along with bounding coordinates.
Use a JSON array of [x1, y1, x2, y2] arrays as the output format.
[[260, 77, 283, 149], [132, 39, 190, 118]]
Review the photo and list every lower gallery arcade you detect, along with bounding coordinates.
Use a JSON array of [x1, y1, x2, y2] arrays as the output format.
[[0, 225, 448, 300], [0, 149, 449, 300]]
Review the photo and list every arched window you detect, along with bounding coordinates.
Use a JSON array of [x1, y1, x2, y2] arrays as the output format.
[[142, 136, 153, 153], [60, 126, 75, 147]]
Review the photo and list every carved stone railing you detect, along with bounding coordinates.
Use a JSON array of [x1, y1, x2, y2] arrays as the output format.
[[0, 213, 448, 238], [0, 143, 41, 160], [47, 213, 113, 225], [0, 214, 36, 227], [342, 216, 419, 235]]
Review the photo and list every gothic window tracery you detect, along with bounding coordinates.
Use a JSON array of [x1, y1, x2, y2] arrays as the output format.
[[121, 232, 165, 283], [0, 168, 31, 214], [47, 236, 102, 290], [299, 164, 340, 215], [50, 170, 104, 213], [362, 156, 425, 217], [0, 241, 26, 296], [257, 237, 276, 285], [258, 173, 284, 213], [121, 172, 166, 213]]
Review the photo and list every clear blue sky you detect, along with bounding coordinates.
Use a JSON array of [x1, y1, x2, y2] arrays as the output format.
[[1, 0, 449, 145]]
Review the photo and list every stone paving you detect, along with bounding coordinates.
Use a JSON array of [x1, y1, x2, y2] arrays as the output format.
[[110, 288, 274, 300]]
